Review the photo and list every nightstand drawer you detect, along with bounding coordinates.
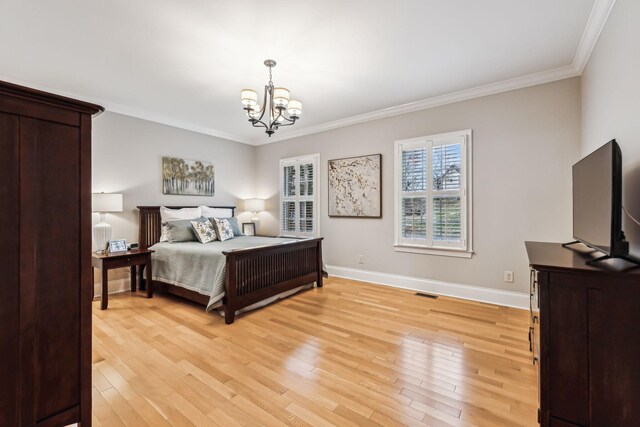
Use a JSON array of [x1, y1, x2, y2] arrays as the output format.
[[103, 255, 149, 269]]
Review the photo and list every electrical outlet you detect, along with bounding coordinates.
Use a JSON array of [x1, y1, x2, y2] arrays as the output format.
[[504, 271, 514, 283], [357, 255, 364, 264]]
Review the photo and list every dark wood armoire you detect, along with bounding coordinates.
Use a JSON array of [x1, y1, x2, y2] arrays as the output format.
[[0, 81, 103, 426]]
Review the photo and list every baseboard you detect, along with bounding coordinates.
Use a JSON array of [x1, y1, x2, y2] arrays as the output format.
[[325, 265, 529, 309], [94, 268, 529, 309], [92, 278, 131, 300]]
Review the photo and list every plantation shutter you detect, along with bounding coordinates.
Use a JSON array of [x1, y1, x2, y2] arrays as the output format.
[[280, 155, 319, 237], [400, 145, 428, 240], [397, 135, 467, 249], [432, 141, 463, 246], [281, 164, 296, 233]]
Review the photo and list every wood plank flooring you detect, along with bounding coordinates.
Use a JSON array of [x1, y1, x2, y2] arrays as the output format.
[[92, 277, 538, 426]]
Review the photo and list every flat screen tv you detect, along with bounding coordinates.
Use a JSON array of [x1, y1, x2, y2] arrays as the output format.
[[570, 139, 628, 258]]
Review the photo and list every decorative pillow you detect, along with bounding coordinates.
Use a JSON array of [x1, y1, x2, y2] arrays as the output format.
[[209, 216, 243, 236], [191, 219, 218, 244], [163, 218, 205, 243], [199, 206, 233, 218], [212, 217, 235, 242], [159, 206, 202, 242]]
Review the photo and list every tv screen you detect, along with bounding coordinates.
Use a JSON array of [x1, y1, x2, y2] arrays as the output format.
[[572, 139, 626, 256]]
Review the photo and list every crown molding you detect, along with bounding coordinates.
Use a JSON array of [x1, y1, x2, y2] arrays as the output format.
[[103, 104, 252, 145], [2, 0, 615, 147], [255, 0, 617, 146], [261, 64, 579, 145], [0, 74, 253, 145], [573, 0, 617, 75]]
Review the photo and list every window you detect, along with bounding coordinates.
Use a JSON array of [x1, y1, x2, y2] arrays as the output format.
[[280, 154, 319, 237], [394, 130, 472, 257]]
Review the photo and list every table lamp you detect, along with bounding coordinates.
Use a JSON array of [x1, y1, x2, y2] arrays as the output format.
[[244, 198, 265, 234], [244, 198, 265, 221], [92, 192, 123, 252]]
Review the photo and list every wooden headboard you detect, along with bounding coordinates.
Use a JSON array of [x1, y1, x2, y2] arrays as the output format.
[[137, 206, 236, 249]]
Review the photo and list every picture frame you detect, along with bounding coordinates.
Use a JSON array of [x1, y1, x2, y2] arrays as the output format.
[[242, 223, 256, 236], [108, 239, 128, 253], [328, 153, 382, 218], [162, 156, 215, 196]]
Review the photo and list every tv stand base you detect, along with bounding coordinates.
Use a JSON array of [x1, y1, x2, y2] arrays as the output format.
[[586, 254, 640, 268], [562, 240, 581, 248], [561, 241, 640, 268]]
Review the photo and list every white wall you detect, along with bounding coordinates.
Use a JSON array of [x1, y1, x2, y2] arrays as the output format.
[[92, 112, 256, 249], [256, 78, 582, 294], [581, 0, 640, 256]]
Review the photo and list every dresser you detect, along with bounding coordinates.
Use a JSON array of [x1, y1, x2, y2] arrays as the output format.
[[0, 81, 102, 426], [526, 241, 640, 427]]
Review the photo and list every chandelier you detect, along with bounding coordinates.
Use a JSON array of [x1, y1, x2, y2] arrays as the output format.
[[241, 59, 302, 137]]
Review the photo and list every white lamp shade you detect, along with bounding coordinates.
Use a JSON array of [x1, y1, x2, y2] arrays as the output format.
[[273, 87, 290, 107], [244, 198, 265, 212], [92, 193, 123, 213], [241, 89, 258, 106], [287, 99, 302, 117]]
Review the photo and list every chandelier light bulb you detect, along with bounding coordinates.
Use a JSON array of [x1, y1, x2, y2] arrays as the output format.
[[287, 100, 302, 117], [273, 109, 285, 123], [249, 105, 262, 118], [273, 87, 290, 107]]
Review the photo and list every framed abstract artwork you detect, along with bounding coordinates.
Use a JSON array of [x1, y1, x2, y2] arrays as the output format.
[[162, 156, 215, 196], [328, 153, 382, 218]]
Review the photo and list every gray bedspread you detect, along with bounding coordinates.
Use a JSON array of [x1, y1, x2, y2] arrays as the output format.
[[150, 236, 298, 311]]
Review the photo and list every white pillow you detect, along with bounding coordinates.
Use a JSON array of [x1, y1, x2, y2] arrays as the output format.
[[159, 206, 202, 242], [199, 206, 233, 218]]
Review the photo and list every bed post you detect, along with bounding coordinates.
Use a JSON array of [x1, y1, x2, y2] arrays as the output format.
[[225, 308, 235, 325], [316, 240, 323, 288], [139, 207, 149, 249], [224, 254, 237, 324]]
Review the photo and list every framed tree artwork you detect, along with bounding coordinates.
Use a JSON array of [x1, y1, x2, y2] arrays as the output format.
[[328, 154, 382, 218], [162, 157, 215, 196]]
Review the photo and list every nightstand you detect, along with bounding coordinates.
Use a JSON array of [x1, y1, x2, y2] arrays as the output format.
[[91, 249, 154, 310]]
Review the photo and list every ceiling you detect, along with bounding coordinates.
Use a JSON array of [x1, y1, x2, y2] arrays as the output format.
[[0, 0, 607, 145]]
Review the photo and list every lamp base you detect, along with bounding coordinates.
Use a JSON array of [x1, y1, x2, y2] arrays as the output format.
[[251, 217, 260, 235], [94, 214, 112, 253]]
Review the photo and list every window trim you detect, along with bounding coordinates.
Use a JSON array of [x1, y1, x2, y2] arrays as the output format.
[[393, 129, 473, 257], [279, 153, 320, 238]]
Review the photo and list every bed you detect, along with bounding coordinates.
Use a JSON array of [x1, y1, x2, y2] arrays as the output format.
[[137, 206, 324, 324]]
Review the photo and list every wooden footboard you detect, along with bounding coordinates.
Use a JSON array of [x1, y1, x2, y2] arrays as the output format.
[[137, 206, 324, 325], [222, 237, 323, 324]]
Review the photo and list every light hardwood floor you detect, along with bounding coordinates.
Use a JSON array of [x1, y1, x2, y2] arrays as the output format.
[[92, 277, 538, 426]]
